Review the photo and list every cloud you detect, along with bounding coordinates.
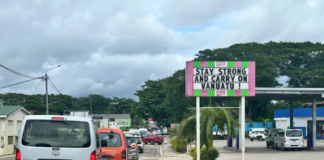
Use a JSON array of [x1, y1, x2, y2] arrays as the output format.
[[1, 0, 324, 98]]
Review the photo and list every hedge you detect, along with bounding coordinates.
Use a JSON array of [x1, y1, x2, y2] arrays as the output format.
[[170, 136, 187, 153]]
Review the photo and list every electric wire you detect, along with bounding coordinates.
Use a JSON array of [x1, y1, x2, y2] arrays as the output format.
[[48, 77, 62, 94], [32, 79, 44, 94], [0, 65, 38, 79], [0, 76, 43, 89]]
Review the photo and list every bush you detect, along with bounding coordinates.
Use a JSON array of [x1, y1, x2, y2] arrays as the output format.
[[170, 137, 187, 153], [189, 146, 219, 160], [169, 127, 178, 138]]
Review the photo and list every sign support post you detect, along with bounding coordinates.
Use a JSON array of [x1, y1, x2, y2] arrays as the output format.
[[196, 96, 200, 160], [240, 96, 245, 160]]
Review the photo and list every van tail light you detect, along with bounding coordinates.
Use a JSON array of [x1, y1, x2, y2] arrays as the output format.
[[284, 137, 286, 142], [90, 150, 96, 160], [122, 150, 126, 159], [16, 149, 21, 160], [302, 137, 304, 141]]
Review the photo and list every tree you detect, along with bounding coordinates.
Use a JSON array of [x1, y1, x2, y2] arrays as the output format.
[[177, 107, 238, 160]]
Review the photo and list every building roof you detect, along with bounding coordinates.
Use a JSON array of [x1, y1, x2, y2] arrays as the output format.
[[91, 114, 130, 119], [28, 110, 36, 115], [274, 108, 324, 118], [0, 105, 30, 116]]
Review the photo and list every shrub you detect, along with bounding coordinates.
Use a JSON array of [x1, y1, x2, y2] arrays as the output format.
[[189, 146, 219, 160], [170, 136, 187, 153]]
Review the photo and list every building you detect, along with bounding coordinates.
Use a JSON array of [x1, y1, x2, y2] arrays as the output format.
[[274, 108, 324, 139], [91, 114, 131, 128], [27, 110, 36, 115], [0, 106, 31, 156]]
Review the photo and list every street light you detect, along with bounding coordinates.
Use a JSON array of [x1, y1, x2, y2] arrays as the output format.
[[45, 65, 61, 115]]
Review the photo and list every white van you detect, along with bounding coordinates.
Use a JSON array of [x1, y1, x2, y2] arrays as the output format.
[[17, 115, 98, 160], [274, 129, 304, 151]]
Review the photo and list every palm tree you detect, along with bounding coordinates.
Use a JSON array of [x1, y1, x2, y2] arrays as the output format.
[[177, 106, 238, 159]]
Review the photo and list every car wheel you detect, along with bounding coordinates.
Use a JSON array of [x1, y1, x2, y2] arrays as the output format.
[[158, 142, 162, 145], [298, 148, 301, 151], [271, 142, 275, 149], [281, 144, 285, 151], [150, 140, 154, 145], [145, 143, 147, 144], [250, 139, 253, 141], [266, 142, 269, 148]]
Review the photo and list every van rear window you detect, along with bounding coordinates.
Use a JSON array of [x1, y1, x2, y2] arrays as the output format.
[[286, 130, 302, 137], [22, 120, 90, 148]]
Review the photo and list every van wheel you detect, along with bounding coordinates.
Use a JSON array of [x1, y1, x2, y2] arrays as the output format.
[[298, 148, 301, 151], [150, 140, 154, 145], [250, 139, 253, 141]]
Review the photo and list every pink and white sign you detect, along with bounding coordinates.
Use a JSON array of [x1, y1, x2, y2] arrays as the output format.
[[185, 61, 255, 97]]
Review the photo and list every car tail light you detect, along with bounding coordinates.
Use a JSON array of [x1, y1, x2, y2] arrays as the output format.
[[122, 150, 126, 159], [16, 149, 21, 160], [52, 117, 64, 120], [90, 150, 96, 160], [131, 144, 137, 149]]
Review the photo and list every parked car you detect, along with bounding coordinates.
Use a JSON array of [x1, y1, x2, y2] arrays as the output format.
[[133, 134, 144, 153], [96, 128, 128, 160], [142, 133, 164, 145], [274, 129, 304, 151], [266, 128, 283, 148], [125, 133, 139, 160], [249, 130, 267, 141]]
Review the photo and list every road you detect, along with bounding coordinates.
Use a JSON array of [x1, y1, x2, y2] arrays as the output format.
[[139, 143, 160, 160], [0, 144, 160, 160]]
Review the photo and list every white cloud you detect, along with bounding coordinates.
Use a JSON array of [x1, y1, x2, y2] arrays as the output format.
[[1, 0, 324, 98]]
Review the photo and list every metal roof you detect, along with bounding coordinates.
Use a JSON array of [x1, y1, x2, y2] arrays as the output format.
[[247, 87, 324, 100]]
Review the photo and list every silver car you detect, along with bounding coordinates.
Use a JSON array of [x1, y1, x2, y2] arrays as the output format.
[[125, 134, 139, 160]]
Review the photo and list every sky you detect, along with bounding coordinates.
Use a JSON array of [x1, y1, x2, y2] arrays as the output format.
[[0, 0, 324, 99]]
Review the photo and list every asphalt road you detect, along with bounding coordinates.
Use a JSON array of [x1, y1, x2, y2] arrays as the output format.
[[0, 144, 159, 160], [0, 155, 14, 160], [139, 143, 160, 160]]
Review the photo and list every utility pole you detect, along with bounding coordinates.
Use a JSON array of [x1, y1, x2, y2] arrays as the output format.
[[45, 73, 49, 115], [90, 97, 92, 115], [45, 65, 61, 115], [107, 106, 110, 128]]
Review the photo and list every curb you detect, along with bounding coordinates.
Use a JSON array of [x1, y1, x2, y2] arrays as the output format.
[[223, 146, 247, 152], [0, 154, 15, 158]]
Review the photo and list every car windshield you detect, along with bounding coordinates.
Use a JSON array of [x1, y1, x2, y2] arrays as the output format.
[[22, 120, 90, 148], [156, 134, 162, 137], [286, 130, 302, 137], [99, 133, 122, 147]]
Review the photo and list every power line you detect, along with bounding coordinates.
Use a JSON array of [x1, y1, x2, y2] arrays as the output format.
[[48, 77, 62, 94], [32, 79, 44, 94], [0, 65, 38, 79], [0, 76, 43, 89]]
